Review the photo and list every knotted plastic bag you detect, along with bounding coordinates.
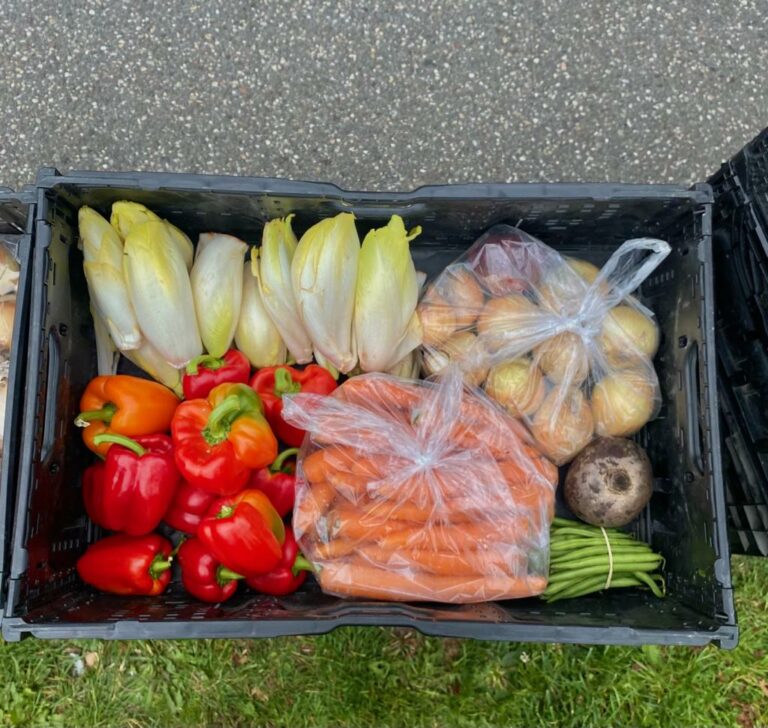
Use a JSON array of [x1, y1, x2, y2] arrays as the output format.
[[418, 226, 671, 464], [282, 369, 557, 603]]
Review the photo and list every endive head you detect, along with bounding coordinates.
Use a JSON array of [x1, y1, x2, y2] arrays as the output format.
[[354, 215, 422, 372], [110, 201, 160, 239], [123, 220, 202, 367], [111, 201, 193, 270], [254, 214, 298, 276], [292, 212, 360, 373], [191, 233, 248, 358], [78, 206, 124, 263]]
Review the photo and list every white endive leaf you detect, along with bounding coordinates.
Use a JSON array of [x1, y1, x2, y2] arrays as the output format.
[[91, 305, 119, 375], [111, 201, 194, 270], [235, 262, 287, 368], [191, 233, 247, 357], [258, 215, 314, 364], [78, 206, 142, 351], [386, 348, 421, 379], [124, 220, 202, 367], [313, 350, 340, 380], [121, 339, 183, 396], [354, 215, 422, 372], [292, 212, 359, 373]]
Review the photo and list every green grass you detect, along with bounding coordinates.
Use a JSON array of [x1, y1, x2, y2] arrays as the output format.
[[0, 557, 766, 728]]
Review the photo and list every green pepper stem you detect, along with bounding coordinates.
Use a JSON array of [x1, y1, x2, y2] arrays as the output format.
[[204, 395, 242, 442], [217, 566, 244, 584], [270, 448, 300, 473], [92, 433, 147, 457], [216, 505, 235, 520], [274, 368, 301, 397], [292, 554, 314, 576], [149, 555, 172, 579], [186, 354, 225, 376], [74, 403, 117, 427]]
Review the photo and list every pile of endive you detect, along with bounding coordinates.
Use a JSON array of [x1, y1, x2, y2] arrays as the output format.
[[78, 203, 424, 392]]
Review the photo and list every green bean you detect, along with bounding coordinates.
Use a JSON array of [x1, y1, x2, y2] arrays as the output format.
[[549, 528, 637, 542], [546, 559, 663, 585], [632, 570, 666, 598], [550, 545, 654, 565], [544, 576, 648, 603]]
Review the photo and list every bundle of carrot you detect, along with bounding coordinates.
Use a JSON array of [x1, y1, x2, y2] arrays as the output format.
[[283, 371, 560, 603]]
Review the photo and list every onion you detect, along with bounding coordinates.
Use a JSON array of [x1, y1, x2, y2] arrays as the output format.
[[597, 305, 659, 368], [417, 295, 458, 347], [531, 386, 594, 464], [536, 262, 590, 315], [422, 331, 488, 386], [476, 294, 541, 361], [0, 300, 14, 352], [535, 332, 589, 386], [484, 359, 546, 417], [440, 267, 485, 327], [591, 368, 656, 437]]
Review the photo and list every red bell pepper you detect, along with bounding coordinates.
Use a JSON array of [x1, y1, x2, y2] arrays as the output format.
[[163, 480, 218, 534], [76, 533, 173, 595], [198, 489, 285, 578], [82, 433, 180, 536], [183, 349, 251, 400], [250, 365, 337, 447], [171, 382, 278, 495], [177, 537, 243, 603], [246, 527, 312, 596], [248, 448, 299, 518]]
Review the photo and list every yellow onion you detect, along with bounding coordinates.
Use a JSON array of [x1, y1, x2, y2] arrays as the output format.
[[531, 387, 594, 464], [439, 266, 485, 327], [422, 331, 488, 387], [484, 359, 546, 417], [597, 305, 659, 368], [417, 295, 458, 347], [591, 368, 656, 437], [535, 332, 590, 386]]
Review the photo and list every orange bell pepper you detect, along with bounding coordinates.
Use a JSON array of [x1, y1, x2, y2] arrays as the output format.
[[75, 375, 180, 457]]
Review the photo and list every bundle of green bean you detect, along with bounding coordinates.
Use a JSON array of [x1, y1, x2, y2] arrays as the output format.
[[542, 517, 665, 603]]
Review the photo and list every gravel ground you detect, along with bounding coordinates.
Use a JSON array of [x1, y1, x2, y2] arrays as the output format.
[[0, 0, 766, 191]]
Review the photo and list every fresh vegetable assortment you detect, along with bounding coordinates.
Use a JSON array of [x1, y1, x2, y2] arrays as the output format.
[[74, 200, 671, 607]]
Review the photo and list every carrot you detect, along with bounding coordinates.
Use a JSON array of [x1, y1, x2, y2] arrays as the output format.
[[338, 375, 423, 411], [318, 562, 547, 602], [354, 544, 527, 578], [301, 449, 331, 484], [293, 480, 336, 537]]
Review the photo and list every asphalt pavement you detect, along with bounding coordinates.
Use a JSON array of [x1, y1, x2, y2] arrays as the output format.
[[0, 0, 766, 191]]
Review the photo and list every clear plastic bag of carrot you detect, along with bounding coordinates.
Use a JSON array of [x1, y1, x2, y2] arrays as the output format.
[[281, 368, 558, 603]]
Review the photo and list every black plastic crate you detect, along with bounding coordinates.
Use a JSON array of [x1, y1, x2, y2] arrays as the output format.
[[0, 171, 736, 647], [0, 190, 34, 612], [709, 149, 768, 556]]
